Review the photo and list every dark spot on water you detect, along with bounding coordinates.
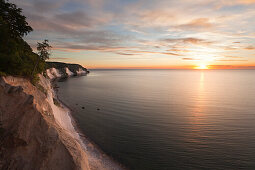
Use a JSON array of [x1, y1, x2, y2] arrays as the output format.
[[97, 108, 100, 110], [76, 104, 78, 105], [82, 107, 85, 109]]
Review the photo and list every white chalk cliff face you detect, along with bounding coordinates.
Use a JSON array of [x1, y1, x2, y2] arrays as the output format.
[[46, 67, 87, 80], [46, 68, 63, 79], [65, 67, 74, 76], [76, 68, 87, 75], [0, 75, 90, 170]]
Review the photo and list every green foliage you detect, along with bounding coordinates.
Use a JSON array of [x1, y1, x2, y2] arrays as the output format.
[[37, 40, 52, 61], [0, 0, 32, 37], [31, 74, 40, 85], [0, 71, 6, 76], [0, 0, 49, 82]]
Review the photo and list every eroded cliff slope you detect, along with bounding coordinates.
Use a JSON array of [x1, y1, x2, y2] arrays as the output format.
[[0, 75, 90, 170]]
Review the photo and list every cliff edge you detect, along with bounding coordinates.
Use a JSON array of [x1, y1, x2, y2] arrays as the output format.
[[0, 75, 90, 170], [46, 62, 89, 79]]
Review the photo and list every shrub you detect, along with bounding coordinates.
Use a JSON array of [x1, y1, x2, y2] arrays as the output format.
[[0, 71, 7, 77], [31, 74, 40, 85]]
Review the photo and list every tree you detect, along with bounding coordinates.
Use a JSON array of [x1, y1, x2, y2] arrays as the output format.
[[37, 40, 52, 61], [0, 0, 47, 82], [31, 40, 52, 77], [0, 0, 34, 75], [0, 0, 32, 38]]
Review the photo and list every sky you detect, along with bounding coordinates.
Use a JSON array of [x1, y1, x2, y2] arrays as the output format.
[[11, 0, 255, 69]]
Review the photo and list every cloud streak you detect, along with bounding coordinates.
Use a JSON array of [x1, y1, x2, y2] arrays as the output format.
[[176, 18, 214, 31]]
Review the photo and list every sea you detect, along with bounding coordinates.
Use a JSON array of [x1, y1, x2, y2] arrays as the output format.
[[57, 69, 255, 170]]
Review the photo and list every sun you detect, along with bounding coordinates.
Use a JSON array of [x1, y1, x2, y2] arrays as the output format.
[[195, 64, 209, 69]]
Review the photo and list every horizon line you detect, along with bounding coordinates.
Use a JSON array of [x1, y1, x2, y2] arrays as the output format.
[[88, 68, 255, 70]]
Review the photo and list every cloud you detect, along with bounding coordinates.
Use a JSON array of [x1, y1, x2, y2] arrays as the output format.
[[224, 56, 244, 58], [116, 52, 136, 56], [116, 50, 181, 56], [215, 59, 248, 61], [182, 38, 212, 45], [10, 0, 255, 68], [25, 12, 128, 51], [26, 10, 111, 33], [54, 45, 130, 52], [33, 0, 62, 13], [54, 45, 182, 57], [234, 0, 255, 5], [209, 65, 255, 69], [176, 18, 213, 30], [168, 48, 190, 53], [55, 11, 99, 28], [224, 46, 238, 50], [134, 9, 176, 27], [244, 46, 255, 50], [182, 58, 200, 60], [215, 56, 247, 61], [161, 37, 212, 45], [214, 0, 255, 8], [49, 57, 71, 60], [213, 55, 247, 61]]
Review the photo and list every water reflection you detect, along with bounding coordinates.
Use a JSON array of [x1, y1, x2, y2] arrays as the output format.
[[188, 71, 207, 144]]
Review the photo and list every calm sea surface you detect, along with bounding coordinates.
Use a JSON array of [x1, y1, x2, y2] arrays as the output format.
[[57, 70, 255, 170]]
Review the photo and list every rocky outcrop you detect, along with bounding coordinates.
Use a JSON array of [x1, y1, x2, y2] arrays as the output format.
[[46, 62, 88, 79], [0, 75, 90, 170]]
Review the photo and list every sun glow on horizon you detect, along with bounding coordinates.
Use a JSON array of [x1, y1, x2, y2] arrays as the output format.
[[195, 64, 209, 70]]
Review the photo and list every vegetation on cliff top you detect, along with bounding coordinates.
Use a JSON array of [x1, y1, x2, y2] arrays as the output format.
[[0, 0, 51, 83]]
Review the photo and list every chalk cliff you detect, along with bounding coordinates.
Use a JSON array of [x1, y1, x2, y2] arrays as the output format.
[[0, 74, 90, 170], [46, 62, 88, 79]]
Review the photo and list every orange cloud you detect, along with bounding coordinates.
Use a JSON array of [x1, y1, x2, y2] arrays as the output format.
[[209, 65, 255, 69], [215, 59, 247, 61], [49, 57, 71, 60], [162, 37, 212, 46], [244, 46, 255, 50], [182, 58, 200, 60], [118, 50, 181, 56], [237, 0, 255, 4], [215, 0, 255, 8], [177, 18, 213, 30]]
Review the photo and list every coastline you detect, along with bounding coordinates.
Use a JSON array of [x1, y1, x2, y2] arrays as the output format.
[[53, 78, 126, 170]]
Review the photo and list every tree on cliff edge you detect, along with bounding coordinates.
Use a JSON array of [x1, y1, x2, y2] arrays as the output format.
[[37, 40, 52, 61], [0, 0, 46, 81], [31, 40, 52, 77]]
